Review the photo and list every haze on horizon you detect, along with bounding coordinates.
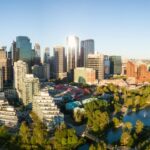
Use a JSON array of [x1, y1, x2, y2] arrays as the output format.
[[0, 0, 150, 59]]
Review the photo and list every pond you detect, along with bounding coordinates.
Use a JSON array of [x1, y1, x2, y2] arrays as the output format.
[[77, 143, 90, 150], [107, 107, 150, 143]]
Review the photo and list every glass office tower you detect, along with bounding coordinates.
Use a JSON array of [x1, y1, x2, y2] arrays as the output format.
[[16, 36, 32, 66], [66, 35, 79, 72], [109, 56, 122, 75], [80, 39, 95, 67], [66, 35, 79, 81]]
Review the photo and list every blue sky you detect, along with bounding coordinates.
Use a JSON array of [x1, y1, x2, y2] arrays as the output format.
[[0, 0, 150, 59]]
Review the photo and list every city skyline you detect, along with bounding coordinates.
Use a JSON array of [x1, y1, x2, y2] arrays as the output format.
[[0, 0, 150, 59]]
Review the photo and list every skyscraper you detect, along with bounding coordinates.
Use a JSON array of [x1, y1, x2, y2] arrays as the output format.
[[66, 35, 79, 72], [10, 41, 19, 64], [80, 39, 95, 67], [0, 48, 9, 84], [14, 60, 28, 96], [104, 55, 110, 78], [44, 47, 50, 64], [14, 60, 39, 106], [88, 53, 104, 81], [34, 43, 41, 65], [53, 46, 66, 79], [0, 69, 3, 91], [16, 36, 32, 67], [109, 56, 122, 75]]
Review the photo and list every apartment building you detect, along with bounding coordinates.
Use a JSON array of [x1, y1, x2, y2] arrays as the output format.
[[33, 89, 64, 129]]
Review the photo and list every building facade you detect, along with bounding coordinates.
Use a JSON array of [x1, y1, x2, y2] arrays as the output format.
[[33, 89, 64, 129], [14, 60, 39, 106], [0, 69, 3, 91], [22, 74, 39, 106], [104, 55, 110, 78], [34, 43, 41, 65], [80, 39, 95, 67], [126, 61, 150, 83], [88, 53, 104, 81], [66, 35, 79, 72], [74, 67, 96, 85], [0, 92, 18, 127], [16, 36, 32, 67], [0, 48, 11, 83], [53, 46, 66, 79], [109, 56, 122, 75]]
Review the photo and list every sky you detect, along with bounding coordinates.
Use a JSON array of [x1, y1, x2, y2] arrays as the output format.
[[0, 0, 150, 59]]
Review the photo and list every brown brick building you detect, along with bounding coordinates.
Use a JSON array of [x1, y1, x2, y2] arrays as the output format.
[[126, 61, 150, 83]]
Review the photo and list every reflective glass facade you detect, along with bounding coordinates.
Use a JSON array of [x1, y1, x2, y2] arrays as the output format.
[[16, 36, 32, 65]]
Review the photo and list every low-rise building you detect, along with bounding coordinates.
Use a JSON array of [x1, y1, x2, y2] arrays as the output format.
[[99, 79, 128, 87], [74, 67, 97, 85], [126, 60, 150, 83]]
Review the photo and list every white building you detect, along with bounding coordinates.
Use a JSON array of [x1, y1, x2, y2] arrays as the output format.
[[0, 92, 18, 127], [22, 74, 39, 106], [33, 89, 64, 129], [14, 60, 40, 106]]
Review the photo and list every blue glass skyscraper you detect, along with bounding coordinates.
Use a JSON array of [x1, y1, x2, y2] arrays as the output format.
[[16, 36, 32, 66]]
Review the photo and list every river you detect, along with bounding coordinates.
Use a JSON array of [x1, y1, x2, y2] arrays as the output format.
[[107, 107, 150, 143]]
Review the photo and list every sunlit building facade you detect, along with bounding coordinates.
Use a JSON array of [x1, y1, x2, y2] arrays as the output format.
[[66, 35, 79, 72], [74, 67, 96, 85], [53, 46, 66, 79], [88, 53, 104, 81]]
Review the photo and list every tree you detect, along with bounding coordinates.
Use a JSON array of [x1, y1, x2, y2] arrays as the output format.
[[96, 86, 104, 95], [135, 120, 144, 134], [113, 117, 120, 128], [19, 122, 31, 145], [0, 126, 9, 139], [89, 141, 106, 150], [120, 131, 133, 146], [73, 109, 85, 123], [124, 122, 132, 132], [54, 126, 84, 150]]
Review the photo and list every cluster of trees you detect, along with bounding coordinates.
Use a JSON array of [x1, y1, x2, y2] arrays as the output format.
[[89, 141, 106, 150], [120, 120, 144, 147], [84, 84, 150, 148], [54, 124, 85, 149], [0, 112, 85, 150], [123, 86, 150, 109], [96, 84, 150, 113], [84, 100, 110, 134]]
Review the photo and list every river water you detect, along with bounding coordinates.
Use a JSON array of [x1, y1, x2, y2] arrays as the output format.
[[107, 107, 150, 143]]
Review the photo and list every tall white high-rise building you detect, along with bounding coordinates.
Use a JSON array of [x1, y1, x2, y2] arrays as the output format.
[[14, 60, 39, 106], [14, 60, 28, 93], [66, 35, 79, 72], [22, 74, 39, 105]]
